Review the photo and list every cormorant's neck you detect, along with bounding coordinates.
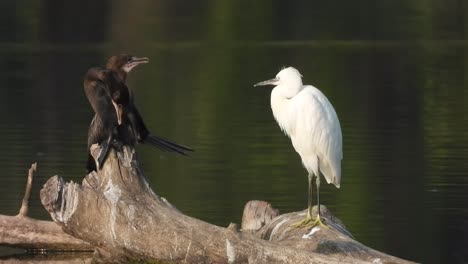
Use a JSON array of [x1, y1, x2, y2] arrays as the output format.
[[113, 69, 128, 82]]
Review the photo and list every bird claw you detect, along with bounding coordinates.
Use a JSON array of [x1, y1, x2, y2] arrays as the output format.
[[111, 139, 123, 152], [95, 139, 123, 170], [96, 142, 109, 169], [289, 214, 328, 230]]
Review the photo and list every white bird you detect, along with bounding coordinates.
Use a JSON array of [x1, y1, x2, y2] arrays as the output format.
[[254, 67, 342, 228]]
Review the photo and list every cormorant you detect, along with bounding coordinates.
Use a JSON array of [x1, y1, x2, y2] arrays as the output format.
[[84, 54, 193, 172]]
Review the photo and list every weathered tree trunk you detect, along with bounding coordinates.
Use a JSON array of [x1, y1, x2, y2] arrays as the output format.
[[0, 253, 92, 264], [0, 163, 92, 252], [0, 215, 92, 251], [241, 201, 411, 263], [36, 146, 415, 264]]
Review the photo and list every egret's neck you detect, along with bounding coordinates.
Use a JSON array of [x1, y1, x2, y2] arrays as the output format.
[[271, 86, 295, 136]]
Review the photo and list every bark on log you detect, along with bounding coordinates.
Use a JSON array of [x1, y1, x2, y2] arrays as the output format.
[[0, 252, 92, 264], [241, 200, 279, 232], [37, 145, 415, 264], [0, 215, 92, 251], [0, 163, 93, 252], [241, 201, 412, 264]]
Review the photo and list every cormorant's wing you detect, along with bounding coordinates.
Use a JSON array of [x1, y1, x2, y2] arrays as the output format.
[[108, 71, 131, 106], [83, 68, 119, 129], [83, 68, 120, 172], [86, 114, 103, 173], [125, 103, 149, 142]]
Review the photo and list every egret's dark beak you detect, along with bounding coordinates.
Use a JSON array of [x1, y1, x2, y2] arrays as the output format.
[[254, 78, 279, 87]]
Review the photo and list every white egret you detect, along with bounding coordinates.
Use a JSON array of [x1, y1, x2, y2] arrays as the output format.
[[254, 67, 342, 228]]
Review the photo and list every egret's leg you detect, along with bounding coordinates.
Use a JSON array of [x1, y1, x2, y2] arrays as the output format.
[[312, 175, 327, 228], [289, 173, 313, 228], [316, 175, 321, 218], [307, 173, 313, 219]]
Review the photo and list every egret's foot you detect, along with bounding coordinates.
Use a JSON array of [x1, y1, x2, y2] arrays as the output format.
[[289, 214, 312, 229], [311, 214, 328, 229], [289, 214, 328, 230]]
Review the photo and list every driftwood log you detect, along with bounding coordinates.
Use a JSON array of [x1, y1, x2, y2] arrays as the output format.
[[0, 163, 92, 252], [0, 147, 416, 263]]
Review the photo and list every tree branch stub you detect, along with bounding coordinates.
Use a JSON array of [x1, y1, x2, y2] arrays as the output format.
[[17, 162, 37, 218]]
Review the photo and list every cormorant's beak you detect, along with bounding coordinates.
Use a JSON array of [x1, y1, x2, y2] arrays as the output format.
[[254, 78, 279, 87], [129, 56, 149, 65], [123, 56, 149, 72]]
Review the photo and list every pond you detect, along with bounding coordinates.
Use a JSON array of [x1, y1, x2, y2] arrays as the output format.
[[0, 1, 467, 263]]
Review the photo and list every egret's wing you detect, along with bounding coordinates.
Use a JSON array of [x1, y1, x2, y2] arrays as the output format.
[[291, 85, 343, 187]]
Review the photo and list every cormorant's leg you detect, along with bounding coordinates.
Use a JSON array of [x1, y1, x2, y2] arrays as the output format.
[[97, 134, 113, 169], [111, 139, 123, 151], [97, 125, 126, 169], [111, 125, 124, 152]]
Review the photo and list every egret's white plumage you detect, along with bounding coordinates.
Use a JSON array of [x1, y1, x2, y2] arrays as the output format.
[[255, 67, 342, 226]]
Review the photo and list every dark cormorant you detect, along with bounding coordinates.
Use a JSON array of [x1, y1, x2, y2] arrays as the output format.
[[84, 54, 193, 172]]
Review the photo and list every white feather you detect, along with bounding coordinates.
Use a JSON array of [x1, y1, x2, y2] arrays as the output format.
[[269, 67, 342, 188]]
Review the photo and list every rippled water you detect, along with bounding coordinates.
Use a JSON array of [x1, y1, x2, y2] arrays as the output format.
[[1, 1, 468, 263]]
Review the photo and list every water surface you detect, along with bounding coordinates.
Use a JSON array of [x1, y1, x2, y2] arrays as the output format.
[[0, 1, 467, 263]]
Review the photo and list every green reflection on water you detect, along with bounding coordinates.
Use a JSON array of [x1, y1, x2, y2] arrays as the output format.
[[1, 1, 468, 263]]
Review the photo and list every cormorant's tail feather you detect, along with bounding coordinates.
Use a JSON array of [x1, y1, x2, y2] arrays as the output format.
[[145, 134, 194, 156], [149, 134, 193, 151]]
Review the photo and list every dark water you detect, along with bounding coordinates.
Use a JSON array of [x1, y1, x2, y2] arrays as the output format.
[[1, 1, 468, 263]]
